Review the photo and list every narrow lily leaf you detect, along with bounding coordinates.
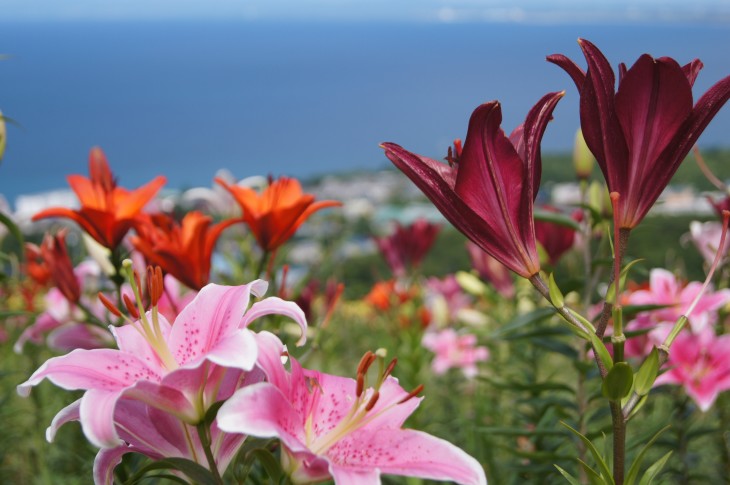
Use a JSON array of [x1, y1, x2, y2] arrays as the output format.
[[625, 425, 671, 485], [0, 212, 24, 255], [627, 394, 649, 421], [548, 273, 565, 308], [606, 259, 643, 304], [534, 209, 582, 231], [637, 451, 672, 485], [251, 449, 283, 482], [602, 362, 634, 401], [555, 465, 582, 485], [493, 307, 556, 337], [123, 458, 218, 485], [578, 458, 610, 485], [634, 347, 660, 396], [561, 422, 615, 485], [585, 324, 613, 371]]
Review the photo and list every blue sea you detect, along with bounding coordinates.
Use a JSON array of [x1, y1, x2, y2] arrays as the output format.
[[0, 20, 728, 203]]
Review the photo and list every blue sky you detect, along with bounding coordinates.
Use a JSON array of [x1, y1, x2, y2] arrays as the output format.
[[1, 0, 730, 23]]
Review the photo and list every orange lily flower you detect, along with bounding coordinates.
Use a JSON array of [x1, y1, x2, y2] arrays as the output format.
[[33, 147, 166, 250], [131, 211, 238, 290], [216, 176, 341, 252]]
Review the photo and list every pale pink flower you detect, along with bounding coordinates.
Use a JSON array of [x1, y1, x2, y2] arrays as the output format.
[[422, 328, 489, 378], [217, 332, 486, 485], [655, 327, 730, 411], [18, 281, 307, 449], [689, 220, 729, 266], [624, 268, 730, 357], [425, 275, 472, 325]]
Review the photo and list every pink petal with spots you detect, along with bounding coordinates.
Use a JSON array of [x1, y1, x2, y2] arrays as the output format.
[[17, 348, 160, 397], [241, 297, 308, 345], [93, 446, 129, 485], [167, 282, 264, 365], [329, 428, 486, 485], [46, 398, 81, 442], [81, 388, 124, 447], [329, 466, 380, 484], [187, 328, 258, 371], [217, 382, 309, 454]]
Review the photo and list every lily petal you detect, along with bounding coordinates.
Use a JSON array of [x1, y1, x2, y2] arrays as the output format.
[[93, 446, 129, 485], [241, 297, 308, 346], [80, 388, 124, 447]]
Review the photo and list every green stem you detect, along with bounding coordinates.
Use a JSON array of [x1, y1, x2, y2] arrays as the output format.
[[255, 250, 270, 280], [196, 422, 224, 485], [610, 401, 626, 485], [596, 228, 631, 338]]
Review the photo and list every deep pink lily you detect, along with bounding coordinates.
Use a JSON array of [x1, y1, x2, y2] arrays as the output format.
[[655, 327, 730, 412], [548, 39, 730, 229], [18, 281, 307, 449], [466, 241, 515, 298], [217, 332, 487, 484], [382, 92, 563, 278], [374, 218, 440, 277], [534, 206, 582, 265]]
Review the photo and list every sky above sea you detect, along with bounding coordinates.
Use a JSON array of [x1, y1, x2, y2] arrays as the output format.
[[0, 2, 729, 203]]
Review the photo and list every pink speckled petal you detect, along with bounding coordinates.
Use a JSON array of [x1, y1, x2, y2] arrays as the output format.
[[329, 428, 486, 485], [80, 388, 124, 447], [241, 297, 308, 346], [112, 313, 171, 362], [93, 445, 129, 485], [168, 282, 265, 365], [329, 466, 380, 484], [217, 382, 309, 454], [17, 348, 160, 397], [46, 398, 81, 442]]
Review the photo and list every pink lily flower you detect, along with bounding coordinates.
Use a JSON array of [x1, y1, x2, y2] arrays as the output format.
[[689, 220, 730, 266], [422, 328, 489, 379], [46, 368, 266, 483], [425, 275, 472, 325], [18, 281, 307, 449], [382, 92, 563, 278], [548, 39, 730, 229], [623, 268, 730, 357], [655, 327, 730, 412], [217, 332, 487, 484]]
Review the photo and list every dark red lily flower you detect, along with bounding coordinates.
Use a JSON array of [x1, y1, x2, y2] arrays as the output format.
[[707, 195, 730, 219], [24, 243, 52, 286], [548, 39, 730, 229], [534, 206, 582, 265], [131, 211, 238, 290], [40, 230, 80, 304], [33, 147, 166, 249], [382, 92, 563, 278], [374, 218, 440, 277]]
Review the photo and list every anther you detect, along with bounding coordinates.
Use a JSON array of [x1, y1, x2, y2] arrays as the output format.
[[365, 391, 380, 411], [357, 351, 376, 375], [98, 292, 122, 317], [356, 373, 365, 397], [123, 293, 140, 319], [383, 358, 398, 379], [397, 384, 424, 404]]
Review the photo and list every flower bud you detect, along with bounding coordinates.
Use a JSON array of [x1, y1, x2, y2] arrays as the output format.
[[573, 129, 595, 180]]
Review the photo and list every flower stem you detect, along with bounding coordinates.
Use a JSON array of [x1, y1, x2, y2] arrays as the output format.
[[196, 422, 224, 485], [255, 250, 270, 279], [610, 401, 626, 485]]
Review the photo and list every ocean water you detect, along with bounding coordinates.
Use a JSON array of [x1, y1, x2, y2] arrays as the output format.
[[0, 20, 728, 203]]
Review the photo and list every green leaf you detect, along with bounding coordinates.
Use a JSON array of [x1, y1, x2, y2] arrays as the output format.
[[203, 400, 225, 426], [606, 259, 643, 304], [625, 425, 671, 485], [251, 448, 283, 482], [549, 273, 565, 308], [493, 307, 556, 337], [637, 451, 672, 485], [123, 458, 218, 485], [0, 212, 24, 253], [534, 209, 582, 231], [634, 348, 660, 396], [602, 362, 634, 401], [561, 421, 614, 485], [578, 458, 610, 485], [555, 465, 582, 485], [583, 324, 613, 371]]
